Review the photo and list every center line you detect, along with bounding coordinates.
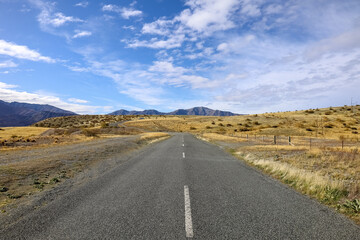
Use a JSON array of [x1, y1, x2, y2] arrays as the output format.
[[183, 152, 185, 158], [184, 185, 194, 238], [182, 144, 185, 147]]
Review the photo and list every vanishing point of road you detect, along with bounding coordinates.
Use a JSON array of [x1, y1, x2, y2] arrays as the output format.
[[1, 133, 360, 239]]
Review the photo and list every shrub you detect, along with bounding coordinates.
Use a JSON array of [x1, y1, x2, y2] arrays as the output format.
[[324, 111, 332, 115], [190, 127, 197, 130], [100, 122, 109, 128], [82, 129, 98, 137]]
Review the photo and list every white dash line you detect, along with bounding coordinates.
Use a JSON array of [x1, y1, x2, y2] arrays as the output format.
[[183, 152, 185, 158], [184, 185, 194, 238], [182, 144, 185, 147]]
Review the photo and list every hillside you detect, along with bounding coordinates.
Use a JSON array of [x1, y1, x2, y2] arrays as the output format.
[[0, 100, 77, 127], [108, 106, 238, 116]]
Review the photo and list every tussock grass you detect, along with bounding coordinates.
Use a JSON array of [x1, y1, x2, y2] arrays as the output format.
[[238, 152, 346, 201]]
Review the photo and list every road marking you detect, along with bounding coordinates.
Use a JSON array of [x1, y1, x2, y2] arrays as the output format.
[[182, 144, 185, 147], [183, 152, 185, 158], [184, 185, 194, 238]]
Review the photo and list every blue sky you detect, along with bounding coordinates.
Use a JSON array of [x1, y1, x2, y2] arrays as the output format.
[[0, 0, 359, 114]]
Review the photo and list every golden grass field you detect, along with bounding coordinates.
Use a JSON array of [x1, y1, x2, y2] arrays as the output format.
[[0, 127, 49, 139]]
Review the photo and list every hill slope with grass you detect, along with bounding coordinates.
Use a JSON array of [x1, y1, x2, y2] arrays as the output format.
[[0, 100, 77, 127]]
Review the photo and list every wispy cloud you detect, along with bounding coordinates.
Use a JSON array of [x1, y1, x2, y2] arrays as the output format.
[[0, 39, 55, 63], [0, 60, 18, 68], [72, 30, 92, 39], [102, 4, 142, 19], [29, 0, 83, 30], [68, 98, 88, 104], [74, 1, 88, 8]]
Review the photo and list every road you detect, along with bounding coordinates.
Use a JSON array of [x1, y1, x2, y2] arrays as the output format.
[[1, 133, 359, 239]]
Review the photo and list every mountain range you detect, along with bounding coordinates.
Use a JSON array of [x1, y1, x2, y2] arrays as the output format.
[[0, 100, 239, 127], [108, 107, 238, 116], [0, 100, 77, 127]]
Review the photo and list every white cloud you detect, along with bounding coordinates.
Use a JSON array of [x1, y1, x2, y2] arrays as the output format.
[[75, 1, 88, 8], [240, 0, 261, 17], [123, 25, 136, 31], [264, 4, 283, 15], [126, 0, 242, 49], [142, 19, 174, 35], [45, 12, 83, 27], [0, 82, 17, 89], [0, 81, 104, 114], [29, 0, 83, 30], [0, 39, 55, 63], [149, 61, 187, 76], [68, 98, 88, 104], [102, 4, 142, 19], [176, 0, 239, 34], [72, 30, 92, 39], [127, 34, 185, 49], [0, 60, 18, 68]]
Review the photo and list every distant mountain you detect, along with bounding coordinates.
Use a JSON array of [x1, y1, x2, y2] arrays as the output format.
[[109, 109, 163, 115], [108, 107, 238, 116], [0, 100, 77, 127], [168, 107, 237, 116]]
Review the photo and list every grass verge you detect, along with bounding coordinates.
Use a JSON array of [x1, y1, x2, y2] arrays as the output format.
[[198, 133, 360, 225]]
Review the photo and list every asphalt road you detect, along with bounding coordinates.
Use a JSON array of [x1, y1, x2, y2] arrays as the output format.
[[1, 133, 360, 239]]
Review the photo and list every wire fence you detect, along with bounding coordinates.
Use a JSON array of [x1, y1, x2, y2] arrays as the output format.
[[233, 133, 360, 150]]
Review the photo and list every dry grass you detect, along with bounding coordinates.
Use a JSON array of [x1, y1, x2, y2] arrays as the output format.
[[201, 133, 246, 142], [0, 127, 49, 139], [140, 132, 170, 141]]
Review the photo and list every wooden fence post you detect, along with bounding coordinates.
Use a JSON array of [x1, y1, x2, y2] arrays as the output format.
[[246, 134, 248, 140], [274, 136, 276, 145], [310, 138, 312, 149], [288, 136, 291, 145], [342, 140, 344, 150]]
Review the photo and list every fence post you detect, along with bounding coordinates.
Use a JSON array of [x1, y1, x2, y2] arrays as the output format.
[[342, 140, 344, 150], [310, 138, 312, 149], [288, 136, 291, 145], [274, 136, 276, 145], [246, 134, 248, 140]]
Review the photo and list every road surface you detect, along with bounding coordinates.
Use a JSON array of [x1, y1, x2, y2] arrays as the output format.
[[1, 133, 359, 239]]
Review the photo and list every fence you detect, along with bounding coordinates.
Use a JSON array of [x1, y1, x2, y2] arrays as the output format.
[[234, 133, 360, 150]]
